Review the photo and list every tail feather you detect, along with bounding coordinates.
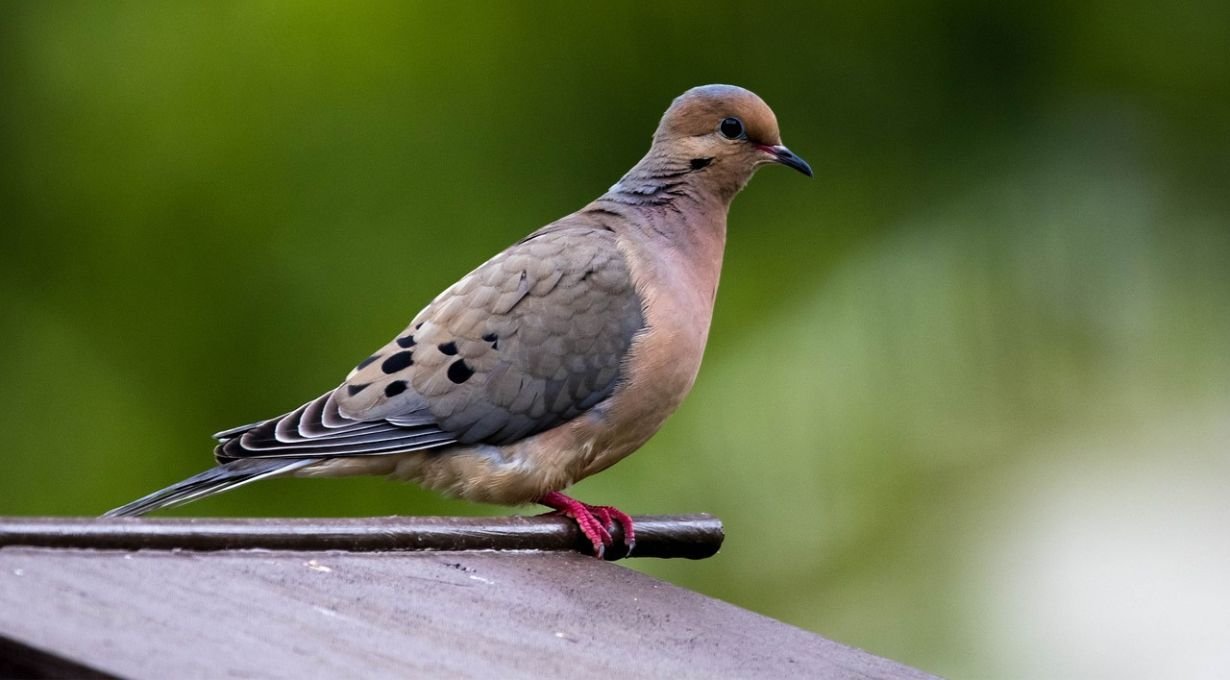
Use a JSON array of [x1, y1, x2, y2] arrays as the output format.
[[102, 458, 314, 517]]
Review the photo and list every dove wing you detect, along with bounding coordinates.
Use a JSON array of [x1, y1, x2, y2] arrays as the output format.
[[214, 223, 645, 461]]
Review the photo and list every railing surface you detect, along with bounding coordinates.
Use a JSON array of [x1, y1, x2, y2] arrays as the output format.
[[0, 515, 936, 680]]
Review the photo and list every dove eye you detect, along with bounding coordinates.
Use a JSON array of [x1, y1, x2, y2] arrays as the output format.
[[718, 117, 745, 140]]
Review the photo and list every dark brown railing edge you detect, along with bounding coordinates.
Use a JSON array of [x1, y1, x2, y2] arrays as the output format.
[[0, 514, 723, 561], [0, 634, 119, 680]]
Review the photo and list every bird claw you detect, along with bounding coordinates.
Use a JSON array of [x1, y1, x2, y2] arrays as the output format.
[[585, 503, 636, 556], [539, 491, 635, 559]]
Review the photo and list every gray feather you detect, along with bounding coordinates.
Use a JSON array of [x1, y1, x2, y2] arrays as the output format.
[[101, 458, 314, 517]]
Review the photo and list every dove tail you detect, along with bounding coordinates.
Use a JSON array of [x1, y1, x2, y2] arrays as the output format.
[[102, 458, 315, 518]]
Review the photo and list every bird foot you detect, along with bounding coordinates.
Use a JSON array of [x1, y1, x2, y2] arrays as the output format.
[[539, 491, 636, 559]]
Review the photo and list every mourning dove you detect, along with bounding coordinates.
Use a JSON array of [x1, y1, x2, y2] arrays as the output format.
[[104, 84, 812, 557]]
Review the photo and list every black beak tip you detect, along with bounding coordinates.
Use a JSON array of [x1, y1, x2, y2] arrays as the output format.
[[776, 147, 813, 178]]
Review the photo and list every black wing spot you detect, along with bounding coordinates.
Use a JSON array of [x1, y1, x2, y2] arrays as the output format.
[[447, 359, 474, 384], [381, 351, 414, 374], [346, 383, 370, 396], [355, 354, 380, 371], [384, 380, 408, 397], [481, 332, 499, 350], [438, 341, 459, 356], [396, 334, 416, 348]]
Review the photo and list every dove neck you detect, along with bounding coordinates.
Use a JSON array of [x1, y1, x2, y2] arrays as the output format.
[[585, 151, 729, 289], [590, 164, 727, 251], [603, 148, 745, 213]]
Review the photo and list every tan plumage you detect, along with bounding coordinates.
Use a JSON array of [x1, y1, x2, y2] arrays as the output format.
[[105, 84, 812, 556]]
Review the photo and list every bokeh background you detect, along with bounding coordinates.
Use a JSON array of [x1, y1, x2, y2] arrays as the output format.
[[3, 2, 1228, 677]]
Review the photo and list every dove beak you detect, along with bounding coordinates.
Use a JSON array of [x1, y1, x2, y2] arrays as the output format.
[[759, 144, 813, 177]]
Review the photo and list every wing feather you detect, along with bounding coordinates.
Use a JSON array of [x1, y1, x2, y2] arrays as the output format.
[[213, 223, 644, 463]]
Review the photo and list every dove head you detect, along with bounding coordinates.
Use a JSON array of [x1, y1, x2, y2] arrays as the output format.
[[650, 84, 812, 198]]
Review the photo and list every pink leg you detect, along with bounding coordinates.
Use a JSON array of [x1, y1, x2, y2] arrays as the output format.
[[586, 504, 636, 554], [539, 491, 635, 559]]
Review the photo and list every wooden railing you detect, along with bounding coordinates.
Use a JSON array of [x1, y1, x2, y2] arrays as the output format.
[[0, 514, 723, 560]]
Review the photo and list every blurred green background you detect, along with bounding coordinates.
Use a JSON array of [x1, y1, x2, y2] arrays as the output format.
[[3, 2, 1228, 677]]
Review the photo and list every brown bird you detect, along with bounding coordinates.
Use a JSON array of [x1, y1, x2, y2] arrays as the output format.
[[104, 84, 812, 557]]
